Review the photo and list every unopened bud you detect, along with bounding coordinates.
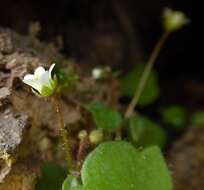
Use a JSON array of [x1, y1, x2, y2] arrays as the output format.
[[89, 129, 103, 144], [78, 130, 88, 140], [163, 8, 189, 32], [92, 68, 104, 80]]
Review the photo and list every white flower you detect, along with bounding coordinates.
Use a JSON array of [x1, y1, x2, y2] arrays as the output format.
[[92, 68, 103, 80], [22, 64, 57, 97], [163, 8, 189, 32]]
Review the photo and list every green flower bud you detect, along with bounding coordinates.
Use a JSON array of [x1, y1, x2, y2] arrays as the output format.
[[78, 130, 88, 140], [163, 8, 189, 32], [89, 129, 103, 144]]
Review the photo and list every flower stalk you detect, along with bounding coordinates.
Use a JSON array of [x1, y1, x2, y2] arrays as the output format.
[[22, 64, 73, 171], [124, 31, 170, 118], [52, 96, 73, 170], [124, 8, 189, 118]]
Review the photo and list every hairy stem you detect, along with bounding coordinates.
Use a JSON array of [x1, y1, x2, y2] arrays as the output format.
[[52, 96, 73, 170], [76, 138, 89, 172], [124, 31, 170, 118]]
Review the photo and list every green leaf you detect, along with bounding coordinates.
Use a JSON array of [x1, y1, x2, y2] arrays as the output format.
[[65, 186, 84, 190], [127, 115, 166, 148], [87, 102, 122, 131], [62, 175, 79, 190], [161, 105, 186, 129], [120, 64, 159, 106], [55, 66, 79, 90], [69, 187, 83, 190], [81, 141, 172, 190], [191, 111, 204, 127], [36, 162, 67, 190]]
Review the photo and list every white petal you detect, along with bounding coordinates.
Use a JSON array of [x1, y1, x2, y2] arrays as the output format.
[[23, 74, 35, 81], [39, 71, 52, 88], [34, 66, 46, 79], [23, 78, 42, 92], [49, 64, 55, 79]]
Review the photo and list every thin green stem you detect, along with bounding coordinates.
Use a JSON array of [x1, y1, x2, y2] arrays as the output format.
[[124, 31, 170, 118], [52, 96, 73, 170]]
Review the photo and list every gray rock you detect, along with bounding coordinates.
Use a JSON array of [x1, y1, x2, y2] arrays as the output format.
[[0, 107, 29, 153]]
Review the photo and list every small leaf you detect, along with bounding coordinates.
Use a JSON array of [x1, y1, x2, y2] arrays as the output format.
[[81, 141, 172, 190], [120, 64, 159, 106], [161, 105, 186, 129], [55, 66, 79, 90], [65, 187, 84, 190], [127, 115, 166, 148], [191, 111, 204, 127], [69, 187, 83, 190], [87, 102, 122, 131], [36, 162, 67, 190], [62, 175, 79, 190]]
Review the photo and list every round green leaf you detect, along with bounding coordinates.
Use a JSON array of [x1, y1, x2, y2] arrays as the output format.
[[81, 141, 172, 190], [62, 175, 79, 190], [36, 162, 67, 190], [87, 102, 122, 131], [127, 115, 166, 148], [161, 105, 186, 129], [120, 64, 159, 106], [191, 111, 204, 127], [68, 187, 83, 190]]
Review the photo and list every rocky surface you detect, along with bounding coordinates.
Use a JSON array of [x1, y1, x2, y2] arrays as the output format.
[[0, 28, 120, 189], [0, 107, 28, 153], [0, 106, 29, 183], [168, 127, 204, 190], [0, 28, 69, 187]]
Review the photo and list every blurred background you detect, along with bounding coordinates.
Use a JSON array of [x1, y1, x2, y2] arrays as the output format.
[[0, 1, 197, 190], [0, 0, 194, 105], [1, 0, 193, 106]]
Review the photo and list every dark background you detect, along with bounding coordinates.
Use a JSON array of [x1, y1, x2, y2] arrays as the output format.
[[0, 0, 194, 106]]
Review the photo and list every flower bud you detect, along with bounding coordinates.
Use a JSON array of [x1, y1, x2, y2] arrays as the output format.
[[78, 130, 88, 140], [92, 68, 104, 80], [89, 129, 103, 144], [163, 8, 189, 32]]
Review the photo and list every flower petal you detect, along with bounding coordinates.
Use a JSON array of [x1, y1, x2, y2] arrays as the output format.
[[23, 74, 35, 81], [39, 71, 52, 88], [32, 88, 42, 97], [22, 64, 57, 97], [49, 64, 55, 80], [34, 66, 46, 79], [23, 77, 42, 92]]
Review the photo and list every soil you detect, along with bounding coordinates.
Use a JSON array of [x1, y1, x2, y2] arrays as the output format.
[[168, 127, 204, 190]]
